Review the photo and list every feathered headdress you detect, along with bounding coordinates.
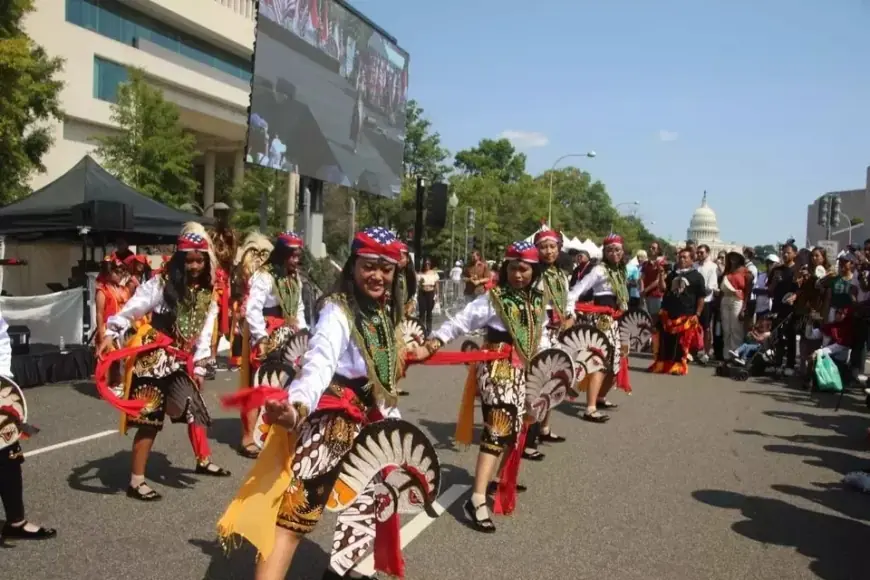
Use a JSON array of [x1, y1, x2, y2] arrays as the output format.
[[179, 221, 218, 286], [236, 231, 274, 282], [209, 223, 240, 273]]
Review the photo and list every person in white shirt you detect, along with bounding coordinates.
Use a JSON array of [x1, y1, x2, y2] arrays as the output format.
[[97, 230, 230, 502], [240, 231, 309, 457], [694, 245, 719, 363], [219, 227, 439, 580], [0, 309, 57, 544]]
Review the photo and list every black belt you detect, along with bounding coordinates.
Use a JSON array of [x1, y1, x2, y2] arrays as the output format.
[[593, 295, 618, 308], [485, 328, 513, 344], [150, 312, 174, 336], [331, 374, 374, 406], [263, 306, 283, 317]]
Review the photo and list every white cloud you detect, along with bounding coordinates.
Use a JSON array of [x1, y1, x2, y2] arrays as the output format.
[[659, 130, 678, 142], [498, 130, 549, 148]]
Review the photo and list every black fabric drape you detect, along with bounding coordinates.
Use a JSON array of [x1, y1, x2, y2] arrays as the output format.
[[11, 345, 94, 389]]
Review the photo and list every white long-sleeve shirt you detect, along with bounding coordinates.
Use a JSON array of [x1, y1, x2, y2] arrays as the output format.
[[567, 265, 616, 305], [0, 308, 12, 379], [286, 301, 400, 419], [696, 260, 719, 303], [105, 276, 218, 374], [432, 292, 551, 351], [245, 270, 308, 344]]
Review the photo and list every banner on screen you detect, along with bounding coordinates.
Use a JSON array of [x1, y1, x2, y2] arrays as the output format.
[[0, 289, 84, 346], [248, 0, 409, 198]]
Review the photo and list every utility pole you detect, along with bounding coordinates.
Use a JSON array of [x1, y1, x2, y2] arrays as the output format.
[[414, 177, 425, 271]]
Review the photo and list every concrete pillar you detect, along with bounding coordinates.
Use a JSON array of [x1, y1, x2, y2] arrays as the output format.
[[203, 150, 216, 217], [286, 171, 299, 231], [233, 148, 245, 188]]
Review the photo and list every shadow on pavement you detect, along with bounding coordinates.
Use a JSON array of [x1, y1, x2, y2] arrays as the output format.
[[415, 416, 482, 452], [206, 417, 243, 448], [67, 450, 200, 495], [761, 443, 864, 477], [71, 380, 99, 400], [762, 410, 869, 440], [734, 427, 869, 454], [771, 483, 870, 523], [692, 489, 867, 580], [191, 535, 328, 580]]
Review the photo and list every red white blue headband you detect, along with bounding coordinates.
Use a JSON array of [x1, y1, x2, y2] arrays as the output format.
[[276, 231, 303, 249], [352, 227, 402, 263], [534, 230, 561, 246], [177, 232, 209, 252], [603, 234, 623, 248], [504, 240, 539, 263]]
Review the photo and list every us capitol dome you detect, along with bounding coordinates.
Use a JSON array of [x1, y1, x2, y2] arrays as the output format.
[[674, 191, 744, 255]]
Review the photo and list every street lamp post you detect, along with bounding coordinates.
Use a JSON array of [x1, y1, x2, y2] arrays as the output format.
[[548, 151, 596, 227], [448, 192, 459, 266]]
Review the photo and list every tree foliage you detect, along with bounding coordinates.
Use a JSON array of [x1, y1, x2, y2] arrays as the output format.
[[94, 68, 199, 208], [0, 0, 64, 203]]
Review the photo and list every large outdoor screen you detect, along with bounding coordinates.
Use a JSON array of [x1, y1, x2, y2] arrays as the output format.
[[247, 0, 409, 198]]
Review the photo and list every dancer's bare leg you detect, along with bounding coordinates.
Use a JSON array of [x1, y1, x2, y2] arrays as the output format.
[[255, 527, 301, 580]]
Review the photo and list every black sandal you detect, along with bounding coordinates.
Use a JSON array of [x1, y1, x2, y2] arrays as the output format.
[[539, 431, 566, 443], [238, 443, 260, 459], [487, 481, 527, 495], [597, 399, 618, 409], [522, 449, 545, 461], [127, 483, 162, 502], [582, 411, 610, 423], [196, 462, 232, 477], [463, 498, 496, 533], [1, 521, 57, 541]]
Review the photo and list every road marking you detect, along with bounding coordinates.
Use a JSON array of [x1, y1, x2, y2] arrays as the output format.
[[353, 483, 471, 575], [24, 430, 117, 457]]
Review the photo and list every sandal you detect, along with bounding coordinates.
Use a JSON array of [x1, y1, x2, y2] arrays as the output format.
[[238, 443, 260, 459], [463, 498, 496, 533], [522, 449, 545, 461], [539, 431, 566, 443], [487, 481, 527, 495], [596, 399, 618, 409], [196, 462, 232, 477], [127, 482, 162, 502], [1, 521, 57, 541], [582, 410, 610, 423]]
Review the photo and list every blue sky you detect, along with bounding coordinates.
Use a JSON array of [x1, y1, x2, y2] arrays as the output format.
[[349, 0, 870, 246]]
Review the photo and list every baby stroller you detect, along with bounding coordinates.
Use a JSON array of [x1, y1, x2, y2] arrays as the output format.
[[715, 312, 792, 381]]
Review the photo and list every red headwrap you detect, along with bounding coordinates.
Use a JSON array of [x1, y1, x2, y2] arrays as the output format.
[[603, 233, 623, 248], [504, 240, 539, 263], [276, 231, 304, 248], [122, 254, 149, 267], [177, 232, 209, 252], [397, 241, 409, 253], [352, 227, 402, 263], [103, 253, 124, 268], [533, 230, 561, 246]]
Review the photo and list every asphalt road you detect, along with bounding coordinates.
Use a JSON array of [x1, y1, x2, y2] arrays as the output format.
[[4, 354, 870, 580]]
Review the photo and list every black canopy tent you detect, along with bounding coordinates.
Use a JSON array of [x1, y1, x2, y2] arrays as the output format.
[[0, 155, 212, 242]]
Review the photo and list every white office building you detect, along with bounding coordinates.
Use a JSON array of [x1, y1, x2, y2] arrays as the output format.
[[25, 0, 257, 215]]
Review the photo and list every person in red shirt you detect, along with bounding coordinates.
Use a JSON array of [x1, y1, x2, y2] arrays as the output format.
[[641, 242, 666, 317]]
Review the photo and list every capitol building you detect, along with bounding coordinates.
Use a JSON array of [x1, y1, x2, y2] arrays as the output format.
[[669, 192, 744, 255]]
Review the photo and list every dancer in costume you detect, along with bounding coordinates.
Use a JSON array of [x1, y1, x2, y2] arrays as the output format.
[[565, 233, 631, 423], [232, 232, 273, 456], [414, 241, 549, 533], [218, 226, 441, 580], [648, 248, 706, 375], [96, 229, 231, 502], [0, 307, 56, 545], [525, 229, 572, 458], [243, 231, 309, 452], [95, 254, 131, 397], [122, 254, 151, 296], [203, 224, 238, 381], [394, 242, 417, 396]]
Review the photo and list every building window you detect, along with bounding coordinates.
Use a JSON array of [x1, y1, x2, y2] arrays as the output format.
[[66, 0, 252, 83], [93, 56, 128, 102]]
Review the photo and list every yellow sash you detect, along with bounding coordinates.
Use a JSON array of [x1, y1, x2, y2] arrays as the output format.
[[217, 426, 295, 559], [118, 323, 154, 436], [454, 364, 478, 446], [239, 322, 251, 391]]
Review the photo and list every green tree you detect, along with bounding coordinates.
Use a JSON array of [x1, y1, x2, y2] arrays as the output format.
[[228, 166, 288, 232], [0, 0, 64, 203], [453, 138, 526, 183], [403, 100, 451, 181], [94, 68, 199, 207]]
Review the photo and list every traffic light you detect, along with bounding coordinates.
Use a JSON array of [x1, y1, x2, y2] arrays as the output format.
[[830, 195, 841, 228], [817, 196, 830, 227], [425, 183, 448, 228], [467, 207, 476, 229]]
